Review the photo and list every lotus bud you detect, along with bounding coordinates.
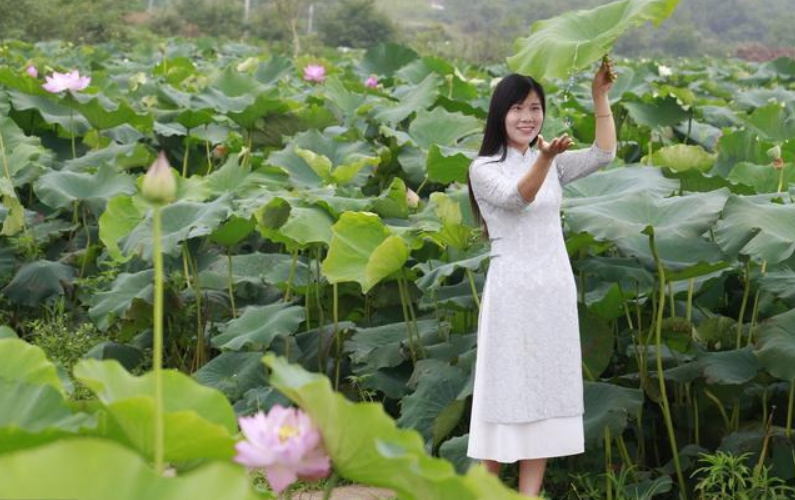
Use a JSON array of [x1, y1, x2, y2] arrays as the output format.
[[25, 65, 38, 78], [767, 145, 782, 161], [212, 144, 228, 159], [142, 151, 177, 204], [772, 157, 785, 170], [406, 188, 419, 208]]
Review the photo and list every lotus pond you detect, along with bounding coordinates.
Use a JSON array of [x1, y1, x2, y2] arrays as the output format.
[[1, 37, 795, 500]]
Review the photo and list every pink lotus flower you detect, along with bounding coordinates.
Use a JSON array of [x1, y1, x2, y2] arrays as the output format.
[[303, 64, 326, 83], [234, 405, 331, 493], [42, 70, 91, 93], [365, 76, 378, 88], [26, 65, 38, 78]]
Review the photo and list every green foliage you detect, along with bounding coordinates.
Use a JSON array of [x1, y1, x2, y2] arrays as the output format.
[[692, 451, 795, 500], [317, 0, 397, 49], [0, 0, 132, 44]]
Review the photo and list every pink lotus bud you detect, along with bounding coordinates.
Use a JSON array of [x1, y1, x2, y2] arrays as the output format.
[[303, 64, 326, 83], [26, 65, 38, 78], [141, 151, 178, 204], [234, 405, 331, 493], [365, 76, 378, 88]]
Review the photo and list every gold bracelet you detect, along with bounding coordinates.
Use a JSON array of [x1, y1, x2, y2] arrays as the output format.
[[595, 113, 613, 118]]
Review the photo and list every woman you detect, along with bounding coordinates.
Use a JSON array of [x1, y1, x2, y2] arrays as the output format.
[[465, 59, 617, 497]]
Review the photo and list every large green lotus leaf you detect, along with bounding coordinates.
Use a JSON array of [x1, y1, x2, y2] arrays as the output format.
[[622, 96, 688, 129], [734, 88, 795, 111], [121, 196, 232, 261], [322, 212, 409, 293], [0, 439, 259, 500], [2, 260, 75, 307], [264, 354, 528, 500], [413, 253, 489, 291], [255, 198, 334, 247], [398, 359, 468, 446], [88, 270, 153, 331], [209, 215, 255, 247], [324, 75, 367, 118], [64, 142, 152, 173], [370, 177, 410, 219], [744, 102, 795, 143], [728, 161, 795, 194], [0, 339, 63, 393], [198, 252, 311, 291], [204, 156, 262, 198], [410, 192, 470, 250], [561, 166, 679, 209], [409, 107, 481, 150], [565, 189, 729, 246], [754, 308, 795, 381], [507, 0, 679, 80], [254, 54, 293, 85], [99, 195, 144, 262], [0, 115, 53, 186], [427, 145, 472, 184], [650, 144, 716, 172], [759, 268, 795, 304], [294, 147, 379, 186], [713, 129, 771, 177], [0, 178, 25, 236], [345, 320, 439, 373], [613, 232, 729, 280], [373, 74, 441, 125], [659, 347, 759, 385], [583, 381, 644, 445], [713, 195, 795, 264], [6, 90, 91, 136], [268, 129, 376, 188], [194, 352, 267, 402], [227, 90, 289, 130], [580, 306, 615, 378], [211, 302, 306, 351], [67, 92, 153, 132], [576, 256, 655, 297], [0, 326, 17, 339], [360, 42, 420, 78], [74, 360, 237, 462], [0, 379, 95, 453], [33, 163, 136, 213]]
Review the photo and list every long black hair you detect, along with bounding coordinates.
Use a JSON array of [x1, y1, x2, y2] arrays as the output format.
[[467, 74, 546, 240]]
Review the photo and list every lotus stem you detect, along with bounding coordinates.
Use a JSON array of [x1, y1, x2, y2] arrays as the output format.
[[465, 268, 481, 310], [205, 140, 212, 174], [322, 472, 339, 500], [182, 130, 191, 177], [285, 248, 298, 301], [396, 273, 417, 363], [756, 407, 775, 479], [704, 388, 731, 430], [181, 242, 191, 288], [648, 230, 687, 499], [79, 205, 90, 279], [605, 426, 613, 500], [777, 164, 786, 194], [332, 283, 341, 390], [69, 108, 76, 159], [694, 388, 700, 447], [622, 298, 634, 330], [748, 260, 768, 345], [227, 250, 237, 318], [152, 205, 165, 474], [686, 278, 695, 323], [787, 380, 794, 439], [187, 250, 205, 370], [736, 260, 752, 349]]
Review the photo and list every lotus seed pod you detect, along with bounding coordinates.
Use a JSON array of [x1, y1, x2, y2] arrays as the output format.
[[142, 151, 177, 204]]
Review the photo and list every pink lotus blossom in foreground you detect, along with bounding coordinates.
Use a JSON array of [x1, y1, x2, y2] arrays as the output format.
[[365, 75, 378, 88], [303, 64, 326, 83], [42, 70, 91, 93], [26, 65, 38, 78], [234, 405, 331, 493]]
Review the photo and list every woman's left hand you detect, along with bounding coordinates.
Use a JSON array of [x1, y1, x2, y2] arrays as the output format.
[[592, 56, 617, 98]]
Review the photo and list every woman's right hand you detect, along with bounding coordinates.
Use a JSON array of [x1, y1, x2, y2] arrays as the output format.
[[537, 133, 573, 160]]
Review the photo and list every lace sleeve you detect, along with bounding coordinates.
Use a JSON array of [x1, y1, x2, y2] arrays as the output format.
[[468, 159, 532, 211], [556, 143, 616, 187]]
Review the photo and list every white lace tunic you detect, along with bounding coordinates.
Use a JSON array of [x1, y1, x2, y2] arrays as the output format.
[[466, 143, 615, 461]]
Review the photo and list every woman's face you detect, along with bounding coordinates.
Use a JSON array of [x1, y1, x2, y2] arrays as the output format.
[[504, 91, 544, 152]]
